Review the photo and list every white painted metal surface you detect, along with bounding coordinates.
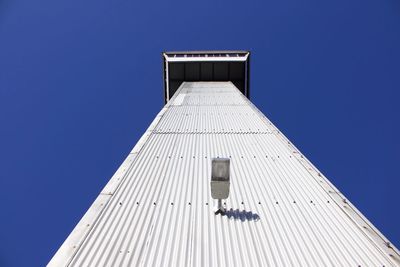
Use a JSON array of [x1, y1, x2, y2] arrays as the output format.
[[49, 82, 400, 266]]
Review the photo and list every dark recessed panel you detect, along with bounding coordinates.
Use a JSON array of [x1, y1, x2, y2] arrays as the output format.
[[169, 63, 184, 80], [229, 62, 244, 80], [213, 62, 229, 81], [200, 62, 213, 80], [184, 63, 200, 81]]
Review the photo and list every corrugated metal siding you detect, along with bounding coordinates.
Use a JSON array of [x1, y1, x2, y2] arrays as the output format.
[[49, 82, 400, 266]]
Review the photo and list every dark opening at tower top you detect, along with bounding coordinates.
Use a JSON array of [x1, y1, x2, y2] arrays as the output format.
[[163, 51, 250, 103]]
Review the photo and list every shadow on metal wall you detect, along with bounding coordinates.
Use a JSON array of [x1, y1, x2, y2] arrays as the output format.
[[224, 209, 260, 222]]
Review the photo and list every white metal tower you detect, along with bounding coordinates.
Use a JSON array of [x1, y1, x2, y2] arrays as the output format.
[[49, 51, 400, 266]]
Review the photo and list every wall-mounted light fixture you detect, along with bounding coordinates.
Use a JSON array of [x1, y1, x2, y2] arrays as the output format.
[[210, 158, 230, 215]]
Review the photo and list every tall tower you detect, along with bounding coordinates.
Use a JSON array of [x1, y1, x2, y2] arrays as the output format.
[[49, 51, 400, 266]]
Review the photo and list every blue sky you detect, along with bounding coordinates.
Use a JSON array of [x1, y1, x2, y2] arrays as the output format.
[[0, 0, 399, 266]]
